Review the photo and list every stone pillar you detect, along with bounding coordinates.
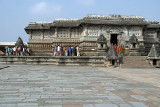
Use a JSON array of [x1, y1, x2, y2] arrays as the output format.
[[84, 26, 88, 36], [68, 28, 71, 38], [103, 44, 106, 49], [106, 31, 110, 46], [119, 32, 122, 45], [42, 30, 44, 39], [5, 46, 8, 56], [55, 28, 58, 38]]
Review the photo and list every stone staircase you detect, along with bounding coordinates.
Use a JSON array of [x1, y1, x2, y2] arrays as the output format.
[[121, 56, 152, 68]]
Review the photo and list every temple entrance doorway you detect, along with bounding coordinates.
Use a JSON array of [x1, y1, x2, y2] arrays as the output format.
[[153, 59, 157, 66], [110, 34, 118, 45]]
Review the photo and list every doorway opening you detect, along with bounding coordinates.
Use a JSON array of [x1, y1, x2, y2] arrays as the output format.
[[110, 34, 118, 45], [153, 59, 157, 66], [112, 60, 115, 65], [101, 44, 103, 48], [133, 43, 136, 48]]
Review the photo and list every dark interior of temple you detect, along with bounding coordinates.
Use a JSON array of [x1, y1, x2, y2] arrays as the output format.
[[110, 34, 117, 45]]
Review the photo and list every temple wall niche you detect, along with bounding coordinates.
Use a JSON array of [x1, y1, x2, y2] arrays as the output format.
[[32, 30, 43, 39]]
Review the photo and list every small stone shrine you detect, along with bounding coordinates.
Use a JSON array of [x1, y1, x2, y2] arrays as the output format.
[[147, 44, 160, 67]]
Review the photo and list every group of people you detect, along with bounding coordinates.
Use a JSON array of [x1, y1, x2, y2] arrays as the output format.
[[7, 47, 30, 56], [114, 44, 125, 57], [54, 45, 80, 56]]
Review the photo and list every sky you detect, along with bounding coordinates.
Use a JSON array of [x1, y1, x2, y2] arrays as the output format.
[[0, 0, 160, 42]]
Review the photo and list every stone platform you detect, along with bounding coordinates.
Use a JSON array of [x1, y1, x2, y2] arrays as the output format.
[[0, 65, 160, 107], [0, 56, 105, 67]]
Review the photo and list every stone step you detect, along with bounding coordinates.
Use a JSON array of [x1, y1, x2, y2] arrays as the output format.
[[121, 56, 152, 68]]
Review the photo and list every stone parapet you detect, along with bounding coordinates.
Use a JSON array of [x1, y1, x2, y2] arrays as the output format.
[[0, 56, 105, 67]]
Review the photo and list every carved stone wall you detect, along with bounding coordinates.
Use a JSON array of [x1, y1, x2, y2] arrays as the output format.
[[71, 28, 82, 38], [32, 30, 43, 39], [44, 30, 54, 39], [88, 25, 100, 36], [28, 43, 53, 54], [129, 26, 142, 37], [57, 28, 69, 38]]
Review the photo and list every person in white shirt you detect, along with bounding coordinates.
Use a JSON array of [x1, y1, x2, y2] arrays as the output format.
[[13, 47, 16, 55], [57, 45, 60, 56], [76, 46, 80, 56]]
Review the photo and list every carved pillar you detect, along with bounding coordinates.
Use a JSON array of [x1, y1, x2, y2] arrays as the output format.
[[42, 30, 44, 39], [119, 32, 123, 45], [68, 28, 71, 38], [84, 26, 88, 36], [107, 31, 110, 46], [55, 28, 58, 38]]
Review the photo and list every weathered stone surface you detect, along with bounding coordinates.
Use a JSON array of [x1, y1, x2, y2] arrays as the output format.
[[0, 65, 160, 106]]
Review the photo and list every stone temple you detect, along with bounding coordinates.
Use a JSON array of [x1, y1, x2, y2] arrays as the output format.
[[25, 14, 160, 56]]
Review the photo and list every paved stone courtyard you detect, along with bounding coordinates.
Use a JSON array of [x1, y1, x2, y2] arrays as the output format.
[[0, 65, 160, 107]]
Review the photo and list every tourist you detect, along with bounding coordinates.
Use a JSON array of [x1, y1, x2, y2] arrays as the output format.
[[120, 49, 123, 57], [10, 48, 13, 55], [66, 45, 68, 56], [20, 47, 23, 56], [23, 47, 25, 56], [122, 46, 125, 56], [16, 47, 18, 56], [71, 46, 74, 56], [63, 46, 65, 56], [57, 45, 60, 56], [73, 46, 76, 56], [54, 46, 57, 56], [68, 46, 72, 56], [18, 47, 20, 56], [117, 45, 121, 55], [60, 46, 62, 56], [13, 47, 16, 55], [76, 46, 80, 56], [7, 47, 10, 56], [114, 44, 117, 51], [26, 47, 30, 56]]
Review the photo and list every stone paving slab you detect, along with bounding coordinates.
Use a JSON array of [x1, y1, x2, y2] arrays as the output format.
[[0, 65, 160, 107]]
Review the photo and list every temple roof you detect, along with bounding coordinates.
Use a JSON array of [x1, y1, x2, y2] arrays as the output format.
[[148, 44, 159, 58], [15, 37, 24, 47], [147, 24, 160, 28], [51, 22, 81, 27], [25, 23, 51, 30], [129, 34, 138, 43], [106, 44, 119, 60], [25, 14, 159, 31], [97, 34, 107, 43]]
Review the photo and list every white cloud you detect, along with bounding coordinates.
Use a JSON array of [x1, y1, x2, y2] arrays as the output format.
[[30, 1, 62, 16], [75, 0, 95, 6]]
